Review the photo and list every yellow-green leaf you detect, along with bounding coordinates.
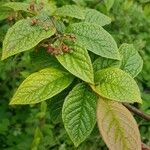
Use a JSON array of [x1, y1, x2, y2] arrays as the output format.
[[3, 2, 30, 12], [10, 68, 74, 105], [2, 14, 56, 60], [56, 43, 94, 84], [93, 68, 142, 103]]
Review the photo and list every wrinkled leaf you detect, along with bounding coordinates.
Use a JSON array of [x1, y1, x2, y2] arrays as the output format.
[[97, 98, 141, 150], [119, 43, 143, 77], [2, 14, 56, 60], [67, 22, 120, 60], [93, 57, 120, 72], [93, 68, 142, 103], [3, 2, 30, 12], [54, 5, 85, 19], [56, 43, 94, 84], [10, 68, 74, 104], [84, 8, 111, 26], [62, 83, 97, 147]]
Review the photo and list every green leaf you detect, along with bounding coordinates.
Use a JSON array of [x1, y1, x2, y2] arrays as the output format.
[[119, 43, 143, 77], [3, 2, 30, 12], [97, 98, 141, 150], [67, 22, 120, 60], [53, 20, 66, 33], [93, 68, 142, 103], [62, 83, 97, 147], [30, 49, 62, 71], [2, 14, 56, 60], [49, 90, 69, 123], [0, 7, 12, 21], [54, 5, 85, 19], [93, 57, 120, 72], [10, 68, 74, 105], [144, 3, 150, 17], [56, 43, 94, 84], [104, 0, 115, 11], [31, 127, 43, 150], [84, 8, 111, 26]]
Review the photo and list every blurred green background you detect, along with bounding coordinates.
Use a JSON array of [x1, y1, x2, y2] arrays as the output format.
[[0, 0, 150, 149]]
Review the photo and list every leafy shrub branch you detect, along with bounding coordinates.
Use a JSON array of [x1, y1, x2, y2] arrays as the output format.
[[1, 1, 148, 150]]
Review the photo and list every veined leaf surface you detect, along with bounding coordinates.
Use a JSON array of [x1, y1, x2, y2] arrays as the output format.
[[62, 83, 97, 147], [97, 98, 141, 150], [93, 68, 142, 103], [10, 68, 74, 104]]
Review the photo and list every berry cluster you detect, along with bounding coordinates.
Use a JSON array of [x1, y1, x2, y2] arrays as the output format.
[[27, 2, 44, 13], [47, 43, 71, 55]]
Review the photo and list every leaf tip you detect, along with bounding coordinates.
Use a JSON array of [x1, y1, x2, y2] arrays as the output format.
[[1, 54, 6, 61], [9, 98, 17, 105], [73, 141, 80, 148], [9, 100, 15, 105], [9, 98, 21, 105], [138, 98, 142, 104], [74, 143, 79, 148]]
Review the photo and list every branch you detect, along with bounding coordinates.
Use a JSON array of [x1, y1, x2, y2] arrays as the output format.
[[123, 104, 150, 149], [142, 142, 150, 150], [123, 103, 150, 121]]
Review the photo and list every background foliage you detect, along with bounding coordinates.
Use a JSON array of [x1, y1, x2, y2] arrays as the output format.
[[0, 0, 150, 149]]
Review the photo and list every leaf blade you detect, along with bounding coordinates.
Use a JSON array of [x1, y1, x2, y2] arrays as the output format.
[[54, 5, 85, 19], [10, 68, 74, 105], [67, 22, 120, 60], [3, 2, 30, 12], [93, 56, 120, 72], [119, 43, 143, 77], [93, 68, 142, 103], [62, 83, 97, 147], [97, 98, 141, 150], [84, 8, 111, 26], [2, 14, 56, 60], [56, 43, 94, 84]]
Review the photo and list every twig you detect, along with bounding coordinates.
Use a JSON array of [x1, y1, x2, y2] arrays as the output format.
[[123, 104, 150, 149], [142, 142, 150, 150], [123, 103, 150, 121]]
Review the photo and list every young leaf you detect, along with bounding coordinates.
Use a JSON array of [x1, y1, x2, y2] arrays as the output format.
[[62, 83, 97, 147], [53, 20, 66, 33], [119, 43, 143, 78], [93, 68, 142, 103], [93, 57, 120, 72], [84, 8, 111, 26], [67, 22, 120, 60], [97, 98, 141, 150], [10, 68, 74, 105], [2, 14, 56, 60], [54, 5, 85, 19], [3, 2, 30, 12], [56, 44, 94, 84]]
